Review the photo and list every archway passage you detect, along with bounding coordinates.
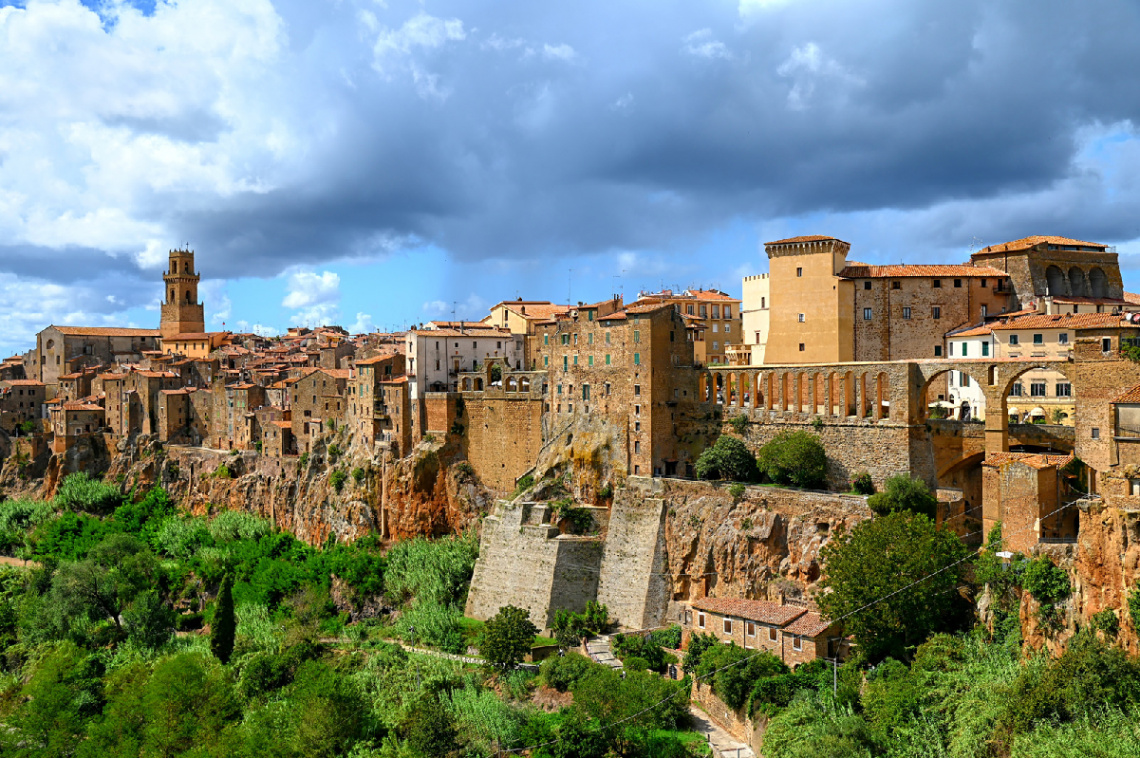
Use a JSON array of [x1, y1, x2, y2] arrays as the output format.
[[1068, 266, 1088, 297], [1046, 265, 1068, 296], [1089, 266, 1108, 298]]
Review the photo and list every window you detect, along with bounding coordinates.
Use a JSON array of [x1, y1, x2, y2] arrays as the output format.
[[635, 404, 641, 416], [747, 622, 755, 637], [760, 297, 766, 308], [698, 613, 705, 628], [583, 384, 590, 400], [982, 341, 990, 357], [634, 441, 640, 453], [712, 306, 720, 318], [687, 305, 694, 315], [563, 356, 568, 371], [588, 356, 594, 366], [768, 627, 778, 642], [799, 343, 805, 352], [864, 281, 872, 290], [981, 305, 988, 319], [903, 307, 911, 319], [1059, 333, 1069, 345], [544, 356, 548, 367], [863, 308, 873, 320], [933, 280, 941, 289], [892, 281, 901, 290], [1030, 382, 1046, 396], [1009, 334, 1019, 346], [713, 324, 719, 332], [633, 330, 640, 343], [1056, 383, 1072, 397], [796, 267, 803, 277], [932, 306, 941, 319], [635, 421, 640, 432], [633, 353, 641, 365], [961, 343, 968, 357], [954, 279, 962, 288], [588, 333, 593, 345], [723, 618, 732, 634], [606, 332, 611, 345], [1010, 383, 1023, 397], [1092, 427, 1100, 439], [573, 356, 578, 366], [561, 334, 569, 346], [605, 383, 611, 395], [1103, 338, 1113, 352], [980, 279, 987, 287], [713, 341, 719, 350], [792, 636, 803, 651], [1033, 334, 1043, 345], [634, 384, 641, 396], [797, 313, 805, 323], [724, 306, 732, 319], [934, 345, 943, 357], [949, 342, 954, 357], [605, 354, 611, 365], [961, 374, 970, 387], [725, 324, 731, 333]]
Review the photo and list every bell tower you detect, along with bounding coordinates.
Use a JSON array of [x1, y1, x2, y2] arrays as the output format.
[[160, 248, 205, 338]]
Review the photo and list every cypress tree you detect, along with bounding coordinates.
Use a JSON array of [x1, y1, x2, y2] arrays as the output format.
[[210, 574, 236, 664]]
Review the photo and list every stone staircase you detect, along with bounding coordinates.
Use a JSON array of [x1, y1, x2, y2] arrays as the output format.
[[585, 635, 623, 669]]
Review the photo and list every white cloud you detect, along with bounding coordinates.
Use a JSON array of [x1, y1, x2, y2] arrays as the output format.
[[542, 43, 576, 62], [282, 269, 340, 309], [348, 311, 375, 334], [777, 42, 863, 110], [422, 300, 449, 317], [421, 294, 488, 321], [611, 92, 635, 112], [199, 280, 233, 325], [682, 29, 731, 60], [372, 12, 465, 99]]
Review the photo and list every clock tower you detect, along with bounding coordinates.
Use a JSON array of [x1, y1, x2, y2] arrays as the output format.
[[160, 248, 205, 339]]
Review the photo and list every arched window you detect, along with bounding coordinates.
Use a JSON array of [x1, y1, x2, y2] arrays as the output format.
[[1089, 267, 1108, 298], [185, 290, 192, 303], [170, 288, 175, 302]]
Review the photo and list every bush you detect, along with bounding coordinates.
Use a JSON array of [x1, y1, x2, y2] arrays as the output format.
[[728, 483, 746, 501], [851, 472, 875, 495], [729, 414, 748, 434], [352, 467, 366, 483], [513, 474, 535, 498], [330, 470, 347, 492], [479, 605, 538, 672], [214, 464, 233, 479], [866, 475, 937, 519], [327, 444, 342, 462], [540, 651, 596, 691], [1024, 556, 1071, 626], [55, 472, 122, 514], [624, 656, 650, 672], [299, 452, 309, 468], [757, 430, 827, 488], [1091, 609, 1120, 638], [647, 625, 682, 650], [696, 435, 760, 482], [1129, 586, 1140, 631]]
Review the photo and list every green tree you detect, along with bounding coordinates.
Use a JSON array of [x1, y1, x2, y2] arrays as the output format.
[[756, 430, 827, 488], [5, 642, 105, 756], [695, 434, 760, 482], [817, 512, 971, 661], [866, 474, 938, 519], [211, 574, 236, 664], [479, 604, 538, 672], [122, 590, 174, 649]]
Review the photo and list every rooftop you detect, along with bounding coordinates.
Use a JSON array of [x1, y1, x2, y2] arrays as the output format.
[[691, 596, 807, 626], [975, 236, 1107, 255], [765, 235, 847, 245], [838, 264, 1007, 279], [51, 326, 161, 337], [988, 312, 1124, 330]]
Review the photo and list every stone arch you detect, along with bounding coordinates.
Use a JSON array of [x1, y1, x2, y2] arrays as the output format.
[[916, 366, 988, 422], [1068, 266, 1088, 297], [185, 289, 192, 303], [1045, 265, 1068, 296], [876, 371, 890, 420], [996, 361, 1077, 401], [520, 376, 531, 392], [1089, 267, 1108, 298], [462, 377, 471, 391], [475, 377, 484, 391], [505, 376, 518, 392]]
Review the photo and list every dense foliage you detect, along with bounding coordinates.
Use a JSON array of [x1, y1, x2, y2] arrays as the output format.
[[479, 605, 537, 671], [866, 474, 939, 519], [695, 435, 760, 482], [756, 430, 827, 488]]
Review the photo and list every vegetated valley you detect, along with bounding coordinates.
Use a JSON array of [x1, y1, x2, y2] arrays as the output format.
[[1, 471, 1139, 757]]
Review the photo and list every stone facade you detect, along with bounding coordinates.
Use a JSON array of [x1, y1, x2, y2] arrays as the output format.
[[0, 380, 45, 433], [460, 368, 547, 493], [159, 249, 205, 340]]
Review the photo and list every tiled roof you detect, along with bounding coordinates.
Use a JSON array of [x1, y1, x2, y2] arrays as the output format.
[[164, 333, 211, 340], [691, 597, 807, 626], [1125, 292, 1140, 306], [134, 370, 177, 378], [947, 324, 993, 338], [783, 612, 835, 638], [983, 452, 1074, 470], [323, 369, 352, 379], [837, 264, 1006, 278], [975, 236, 1106, 255], [411, 328, 512, 338], [1113, 384, 1140, 404], [379, 375, 409, 384], [51, 326, 161, 337], [62, 401, 103, 411], [1048, 296, 1127, 305], [684, 289, 740, 302], [988, 312, 1122, 330], [766, 235, 845, 245], [355, 353, 400, 365], [597, 312, 628, 322]]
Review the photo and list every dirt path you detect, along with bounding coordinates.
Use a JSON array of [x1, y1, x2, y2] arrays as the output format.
[[0, 555, 39, 569]]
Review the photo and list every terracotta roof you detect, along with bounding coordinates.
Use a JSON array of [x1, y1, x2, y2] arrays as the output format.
[[783, 612, 835, 638], [975, 236, 1106, 255], [1125, 293, 1140, 306], [1048, 296, 1127, 305], [379, 376, 409, 384], [988, 312, 1123, 330], [838, 264, 1006, 279], [50, 326, 161, 337], [160, 389, 191, 395], [983, 452, 1074, 470], [1, 379, 44, 386], [355, 353, 400, 366], [766, 235, 846, 245], [597, 312, 628, 322], [134, 370, 177, 378], [271, 420, 292, 428], [1114, 384, 1140, 404], [164, 333, 211, 340], [62, 401, 103, 412], [684, 289, 740, 302], [410, 328, 512, 338], [690, 597, 807, 626], [947, 324, 994, 338], [323, 369, 352, 380]]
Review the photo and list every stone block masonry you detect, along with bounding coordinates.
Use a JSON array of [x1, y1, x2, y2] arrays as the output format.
[[465, 500, 603, 630], [596, 478, 671, 629]]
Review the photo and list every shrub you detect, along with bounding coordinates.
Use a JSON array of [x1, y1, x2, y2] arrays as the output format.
[[214, 464, 233, 479], [851, 472, 875, 495], [479, 605, 538, 672], [866, 474, 937, 518], [55, 472, 122, 514], [729, 414, 748, 434], [1091, 609, 1120, 638], [811, 416, 824, 431], [253, 441, 262, 453], [728, 483, 746, 501], [330, 470, 347, 492], [696, 435, 760, 482], [454, 462, 474, 478], [647, 625, 682, 650], [1129, 586, 1140, 631], [540, 651, 596, 691], [757, 430, 827, 488], [299, 452, 309, 468], [1024, 556, 1071, 626], [513, 474, 535, 498], [327, 444, 342, 462], [624, 656, 650, 672]]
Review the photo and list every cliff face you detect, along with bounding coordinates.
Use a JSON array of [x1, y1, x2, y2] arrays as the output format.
[[654, 478, 873, 605], [2, 434, 490, 547]]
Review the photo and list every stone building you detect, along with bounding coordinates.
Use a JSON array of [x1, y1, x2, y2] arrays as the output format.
[[32, 325, 160, 389], [290, 368, 350, 452], [739, 274, 770, 366], [483, 299, 573, 364], [50, 401, 105, 453], [533, 300, 706, 477], [982, 452, 1078, 552], [159, 249, 205, 340], [683, 597, 842, 666], [459, 366, 547, 492], [0, 379, 45, 433], [970, 235, 1123, 308], [635, 289, 742, 366], [348, 352, 408, 453]]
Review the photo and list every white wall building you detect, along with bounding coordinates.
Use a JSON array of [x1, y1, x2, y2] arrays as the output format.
[[741, 273, 770, 366], [406, 326, 522, 401], [944, 324, 996, 421]]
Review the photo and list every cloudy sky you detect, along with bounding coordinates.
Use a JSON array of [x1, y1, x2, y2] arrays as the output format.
[[2, 0, 1140, 354]]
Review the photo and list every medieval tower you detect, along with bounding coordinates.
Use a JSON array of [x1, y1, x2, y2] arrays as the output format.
[[160, 249, 205, 339]]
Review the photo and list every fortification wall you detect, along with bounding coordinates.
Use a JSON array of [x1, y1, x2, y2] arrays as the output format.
[[465, 501, 603, 630], [596, 479, 671, 629], [462, 392, 545, 494]]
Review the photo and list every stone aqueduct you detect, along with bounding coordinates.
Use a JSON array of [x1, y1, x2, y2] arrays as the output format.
[[703, 358, 1077, 458]]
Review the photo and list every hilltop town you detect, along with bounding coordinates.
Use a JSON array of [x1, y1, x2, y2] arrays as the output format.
[[6, 235, 1140, 753]]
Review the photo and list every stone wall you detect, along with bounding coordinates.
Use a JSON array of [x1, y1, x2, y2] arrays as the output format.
[[462, 379, 546, 494], [465, 500, 604, 630], [596, 479, 671, 629]]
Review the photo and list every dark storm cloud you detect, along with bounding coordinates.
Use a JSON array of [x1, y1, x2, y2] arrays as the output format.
[[148, 0, 1140, 279]]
